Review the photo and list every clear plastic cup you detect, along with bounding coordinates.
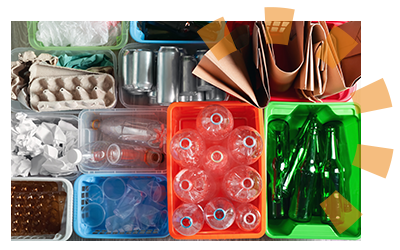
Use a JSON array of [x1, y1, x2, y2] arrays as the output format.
[[102, 177, 126, 201], [82, 203, 106, 228], [87, 184, 104, 204]]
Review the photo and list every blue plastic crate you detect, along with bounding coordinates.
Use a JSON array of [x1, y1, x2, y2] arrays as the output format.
[[130, 21, 207, 44], [73, 174, 169, 239]]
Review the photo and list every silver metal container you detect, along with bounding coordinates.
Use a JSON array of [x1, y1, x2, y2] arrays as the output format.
[[122, 50, 133, 92], [148, 88, 157, 105], [179, 55, 198, 97], [195, 50, 215, 91], [122, 49, 154, 95], [156, 46, 180, 105], [205, 86, 227, 101]]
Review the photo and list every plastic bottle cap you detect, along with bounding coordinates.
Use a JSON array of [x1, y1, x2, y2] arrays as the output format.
[[67, 149, 83, 164]]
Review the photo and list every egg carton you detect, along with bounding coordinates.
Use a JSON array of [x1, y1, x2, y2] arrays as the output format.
[[29, 73, 116, 112]]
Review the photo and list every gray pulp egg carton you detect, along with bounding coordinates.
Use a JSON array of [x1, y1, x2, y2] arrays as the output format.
[[27, 64, 116, 112]]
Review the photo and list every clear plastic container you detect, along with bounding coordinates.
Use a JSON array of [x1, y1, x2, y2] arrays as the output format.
[[27, 21, 129, 51], [11, 177, 73, 241], [78, 107, 167, 174], [11, 47, 118, 114], [118, 43, 229, 108]]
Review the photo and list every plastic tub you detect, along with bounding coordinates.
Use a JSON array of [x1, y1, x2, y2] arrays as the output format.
[[167, 101, 266, 239], [78, 107, 168, 174], [11, 47, 118, 114], [11, 177, 74, 241], [264, 102, 361, 239], [73, 173, 169, 239], [130, 21, 207, 44], [118, 42, 218, 108], [27, 21, 129, 51], [11, 111, 81, 181]]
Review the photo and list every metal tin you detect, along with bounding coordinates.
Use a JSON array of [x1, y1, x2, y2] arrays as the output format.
[[205, 87, 227, 101], [180, 55, 198, 97], [156, 46, 180, 105], [123, 49, 154, 95], [148, 88, 158, 105], [122, 50, 133, 92], [196, 50, 214, 91]]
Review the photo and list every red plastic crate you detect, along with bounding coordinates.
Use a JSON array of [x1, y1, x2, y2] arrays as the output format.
[[167, 101, 266, 239]]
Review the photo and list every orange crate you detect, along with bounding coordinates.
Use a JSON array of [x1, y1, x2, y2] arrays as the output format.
[[167, 101, 266, 239]]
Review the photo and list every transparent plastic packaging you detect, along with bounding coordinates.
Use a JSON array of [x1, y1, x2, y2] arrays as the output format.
[[196, 104, 234, 142], [93, 116, 166, 149], [75, 141, 110, 169], [170, 129, 206, 168], [173, 168, 216, 203], [227, 126, 264, 165], [204, 197, 236, 230], [172, 203, 204, 236], [106, 143, 164, 167], [235, 203, 261, 231], [74, 174, 168, 238], [223, 166, 262, 203], [36, 21, 120, 47]]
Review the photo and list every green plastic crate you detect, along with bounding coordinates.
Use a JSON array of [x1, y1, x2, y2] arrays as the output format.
[[27, 21, 129, 51], [264, 102, 361, 240]]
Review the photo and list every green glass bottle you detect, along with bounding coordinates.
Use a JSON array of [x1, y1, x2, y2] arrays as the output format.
[[267, 119, 290, 219], [288, 119, 321, 222], [281, 114, 317, 198], [320, 121, 346, 224]]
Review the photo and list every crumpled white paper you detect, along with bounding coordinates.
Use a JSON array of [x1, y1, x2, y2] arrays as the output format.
[[11, 112, 78, 177]]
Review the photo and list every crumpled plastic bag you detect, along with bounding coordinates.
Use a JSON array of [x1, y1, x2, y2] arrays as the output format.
[[36, 21, 120, 47]]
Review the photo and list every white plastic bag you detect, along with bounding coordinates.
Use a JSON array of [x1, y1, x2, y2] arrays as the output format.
[[36, 21, 118, 47]]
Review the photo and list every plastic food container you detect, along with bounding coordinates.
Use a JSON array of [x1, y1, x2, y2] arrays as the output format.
[[264, 102, 361, 239], [78, 107, 168, 174], [11, 47, 118, 113], [73, 173, 169, 239], [167, 101, 266, 239], [11, 111, 81, 181], [11, 177, 74, 241], [118, 43, 213, 108], [27, 21, 129, 51], [130, 21, 207, 44]]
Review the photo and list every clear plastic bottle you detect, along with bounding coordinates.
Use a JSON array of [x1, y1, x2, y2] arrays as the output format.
[[172, 203, 204, 236], [173, 168, 216, 203], [223, 165, 262, 203], [204, 197, 235, 230], [170, 129, 206, 168], [67, 141, 111, 169], [202, 145, 231, 179], [106, 143, 164, 168], [235, 203, 261, 231], [227, 126, 263, 165], [196, 104, 234, 142], [92, 116, 166, 149]]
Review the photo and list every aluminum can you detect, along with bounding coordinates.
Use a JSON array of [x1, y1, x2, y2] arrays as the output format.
[[123, 49, 154, 94], [156, 46, 180, 105], [196, 50, 214, 91], [180, 55, 198, 96]]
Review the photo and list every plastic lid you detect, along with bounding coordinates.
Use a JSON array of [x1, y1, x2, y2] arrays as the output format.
[[67, 149, 83, 164]]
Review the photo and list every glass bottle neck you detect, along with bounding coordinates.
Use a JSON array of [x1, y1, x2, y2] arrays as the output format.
[[326, 128, 339, 160]]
